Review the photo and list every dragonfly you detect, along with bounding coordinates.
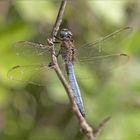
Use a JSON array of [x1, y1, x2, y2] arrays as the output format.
[[8, 27, 132, 117]]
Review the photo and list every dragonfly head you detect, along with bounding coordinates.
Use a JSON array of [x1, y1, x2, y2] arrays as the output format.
[[59, 28, 72, 39]]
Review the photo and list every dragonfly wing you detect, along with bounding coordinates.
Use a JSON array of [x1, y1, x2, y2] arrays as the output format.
[[11, 41, 56, 70], [77, 53, 129, 69], [7, 64, 56, 86], [77, 27, 132, 59], [73, 53, 129, 82], [74, 27, 131, 78], [8, 41, 64, 86], [13, 41, 50, 56]]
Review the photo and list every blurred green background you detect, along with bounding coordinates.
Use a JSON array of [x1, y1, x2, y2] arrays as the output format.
[[0, 0, 140, 140]]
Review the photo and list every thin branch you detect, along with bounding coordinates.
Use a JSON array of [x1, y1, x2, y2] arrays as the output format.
[[50, 0, 67, 40], [47, 0, 110, 140], [94, 116, 111, 136]]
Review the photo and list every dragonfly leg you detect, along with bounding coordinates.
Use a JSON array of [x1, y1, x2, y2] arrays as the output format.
[[53, 41, 60, 44], [56, 50, 61, 57], [48, 61, 55, 68], [54, 35, 62, 41]]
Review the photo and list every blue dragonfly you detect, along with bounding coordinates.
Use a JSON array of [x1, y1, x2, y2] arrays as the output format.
[[8, 27, 131, 117]]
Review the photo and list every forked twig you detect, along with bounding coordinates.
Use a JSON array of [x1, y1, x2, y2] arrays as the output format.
[[48, 0, 110, 140], [94, 116, 111, 136]]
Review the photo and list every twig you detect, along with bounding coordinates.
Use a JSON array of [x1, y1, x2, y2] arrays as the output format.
[[47, 0, 110, 140], [50, 0, 67, 40], [94, 116, 111, 136]]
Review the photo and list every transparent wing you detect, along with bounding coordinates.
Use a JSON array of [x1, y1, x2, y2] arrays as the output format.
[[8, 40, 65, 86], [77, 27, 132, 60], [74, 27, 131, 71], [74, 27, 132, 79], [13, 40, 61, 63], [13, 41, 51, 61], [76, 53, 129, 69], [7, 64, 58, 86]]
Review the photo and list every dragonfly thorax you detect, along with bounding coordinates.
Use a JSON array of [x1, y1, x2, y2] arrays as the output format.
[[60, 28, 72, 39]]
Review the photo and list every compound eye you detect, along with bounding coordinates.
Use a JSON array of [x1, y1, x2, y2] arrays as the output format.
[[68, 31, 72, 37], [60, 31, 67, 38], [60, 29, 72, 38]]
